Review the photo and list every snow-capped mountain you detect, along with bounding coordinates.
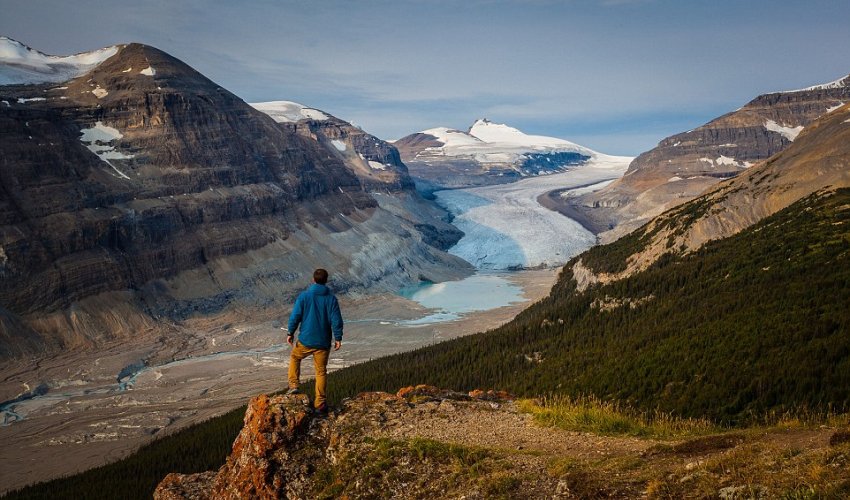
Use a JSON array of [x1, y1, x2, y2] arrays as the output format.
[[395, 119, 601, 190], [0, 36, 119, 85]]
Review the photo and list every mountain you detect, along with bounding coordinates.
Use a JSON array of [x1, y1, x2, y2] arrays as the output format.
[[10, 68, 850, 500], [0, 38, 468, 360], [572, 100, 850, 284], [251, 101, 414, 193], [394, 119, 598, 191], [571, 73, 850, 239]]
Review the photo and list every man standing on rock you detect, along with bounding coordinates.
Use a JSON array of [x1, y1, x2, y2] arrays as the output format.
[[285, 268, 343, 414]]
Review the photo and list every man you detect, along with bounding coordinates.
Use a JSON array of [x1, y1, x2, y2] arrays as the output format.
[[286, 268, 343, 414]]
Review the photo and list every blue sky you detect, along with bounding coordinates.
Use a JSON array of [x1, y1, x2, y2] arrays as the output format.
[[2, 0, 849, 155]]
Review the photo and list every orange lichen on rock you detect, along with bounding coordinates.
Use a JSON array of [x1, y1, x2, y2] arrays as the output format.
[[468, 389, 515, 401]]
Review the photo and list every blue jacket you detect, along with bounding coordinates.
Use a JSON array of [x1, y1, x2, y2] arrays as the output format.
[[287, 283, 344, 349]]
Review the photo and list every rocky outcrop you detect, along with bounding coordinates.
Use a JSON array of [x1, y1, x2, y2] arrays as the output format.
[[574, 73, 850, 240], [154, 386, 517, 499], [0, 40, 469, 360]]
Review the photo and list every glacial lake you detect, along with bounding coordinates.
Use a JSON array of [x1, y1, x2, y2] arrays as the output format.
[[398, 273, 525, 324]]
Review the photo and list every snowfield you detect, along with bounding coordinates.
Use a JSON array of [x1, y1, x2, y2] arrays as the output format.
[[764, 119, 804, 141], [436, 154, 631, 269], [417, 118, 596, 165], [79, 121, 133, 179], [0, 36, 118, 86], [250, 100, 329, 123]]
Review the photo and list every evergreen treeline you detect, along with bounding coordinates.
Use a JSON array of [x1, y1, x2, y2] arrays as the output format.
[[6, 189, 849, 499]]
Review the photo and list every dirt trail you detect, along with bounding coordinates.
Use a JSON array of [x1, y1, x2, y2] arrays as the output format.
[[381, 400, 656, 459], [367, 392, 847, 498]]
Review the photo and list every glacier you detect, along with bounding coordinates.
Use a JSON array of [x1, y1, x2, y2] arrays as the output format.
[[435, 154, 631, 270]]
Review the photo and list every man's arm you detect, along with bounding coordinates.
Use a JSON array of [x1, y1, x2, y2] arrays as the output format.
[[287, 296, 303, 345], [330, 297, 343, 350]]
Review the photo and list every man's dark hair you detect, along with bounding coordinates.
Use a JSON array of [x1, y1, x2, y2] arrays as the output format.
[[313, 268, 329, 285]]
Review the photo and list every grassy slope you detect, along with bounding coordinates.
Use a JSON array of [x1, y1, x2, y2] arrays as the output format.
[[6, 188, 850, 499]]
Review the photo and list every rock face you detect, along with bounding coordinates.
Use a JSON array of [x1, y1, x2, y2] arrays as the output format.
[[154, 387, 517, 500], [0, 40, 469, 359], [573, 73, 850, 240], [394, 119, 595, 192], [252, 100, 414, 193]]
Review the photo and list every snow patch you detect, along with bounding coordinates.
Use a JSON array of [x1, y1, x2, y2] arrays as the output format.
[[368, 160, 387, 170], [764, 119, 803, 141], [79, 121, 133, 179], [827, 102, 845, 113], [668, 176, 683, 182], [80, 122, 123, 143], [16, 97, 46, 103], [714, 155, 740, 166], [0, 37, 119, 86], [699, 156, 749, 168], [331, 139, 347, 152], [122, 67, 132, 73], [92, 85, 108, 98], [139, 66, 155, 76], [249, 101, 329, 123]]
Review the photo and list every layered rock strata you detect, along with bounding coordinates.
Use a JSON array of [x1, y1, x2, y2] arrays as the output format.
[[571, 101, 850, 289], [573, 74, 850, 240], [0, 41, 468, 359]]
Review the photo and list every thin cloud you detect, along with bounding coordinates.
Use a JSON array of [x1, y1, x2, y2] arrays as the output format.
[[1, 0, 848, 154]]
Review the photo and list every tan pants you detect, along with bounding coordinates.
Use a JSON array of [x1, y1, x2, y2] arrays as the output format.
[[288, 342, 329, 408]]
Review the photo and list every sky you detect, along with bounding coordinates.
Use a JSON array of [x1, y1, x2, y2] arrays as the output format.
[[1, 0, 849, 155]]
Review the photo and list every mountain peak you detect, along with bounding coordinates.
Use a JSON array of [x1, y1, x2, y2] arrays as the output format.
[[0, 36, 121, 86]]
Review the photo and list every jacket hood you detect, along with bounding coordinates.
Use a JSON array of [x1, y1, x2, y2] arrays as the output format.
[[309, 283, 330, 295]]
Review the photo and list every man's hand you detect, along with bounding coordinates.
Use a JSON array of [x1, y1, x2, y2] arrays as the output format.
[[333, 340, 341, 351], [287, 335, 294, 346]]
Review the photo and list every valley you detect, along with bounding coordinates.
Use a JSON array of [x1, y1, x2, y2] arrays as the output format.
[[0, 139, 618, 491], [0, 267, 558, 492], [2, 8, 849, 497], [0, 39, 630, 489]]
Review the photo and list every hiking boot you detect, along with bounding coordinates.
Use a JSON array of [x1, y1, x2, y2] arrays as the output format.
[[285, 387, 299, 395], [315, 403, 329, 416]]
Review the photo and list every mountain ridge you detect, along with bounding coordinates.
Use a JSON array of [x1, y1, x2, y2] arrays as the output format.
[[571, 72, 850, 239]]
